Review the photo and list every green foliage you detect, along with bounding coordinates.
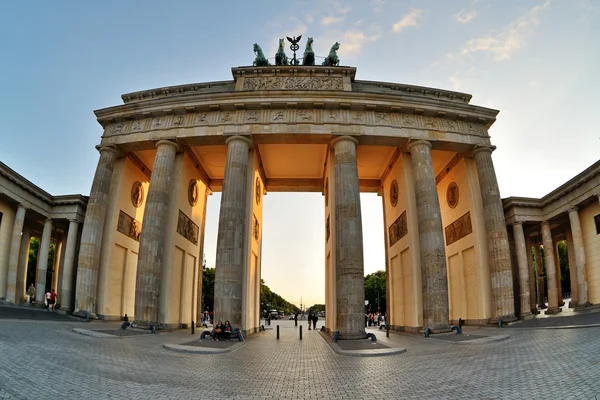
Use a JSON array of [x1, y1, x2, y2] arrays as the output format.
[[260, 278, 298, 314], [532, 241, 571, 296], [364, 270, 386, 312], [307, 304, 325, 314], [201, 267, 215, 312], [26, 237, 57, 291]]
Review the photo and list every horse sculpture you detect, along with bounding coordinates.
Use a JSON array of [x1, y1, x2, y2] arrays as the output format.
[[322, 42, 340, 66], [302, 37, 315, 66], [253, 43, 270, 66], [275, 38, 289, 66]]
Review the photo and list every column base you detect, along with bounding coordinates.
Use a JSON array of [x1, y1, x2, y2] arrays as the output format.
[[338, 331, 368, 340], [419, 325, 452, 334], [519, 311, 533, 320], [132, 320, 164, 330], [573, 301, 592, 311], [569, 300, 578, 308], [490, 314, 517, 325], [72, 310, 98, 320], [545, 307, 562, 315], [530, 308, 540, 315], [537, 303, 548, 310]]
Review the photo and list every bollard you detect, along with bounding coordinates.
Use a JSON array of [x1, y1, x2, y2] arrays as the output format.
[[424, 328, 431, 338], [277, 325, 280, 340], [386, 324, 390, 338], [191, 320, 195, 335], [299, 325, 302, 340]]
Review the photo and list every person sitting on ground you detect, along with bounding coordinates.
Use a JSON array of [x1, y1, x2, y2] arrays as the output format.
[[213, 320, 224, 341], [223, 320, 232, 341], [26, 284, 35, 303]]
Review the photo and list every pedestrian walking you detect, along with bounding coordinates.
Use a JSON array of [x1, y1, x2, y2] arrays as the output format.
[[308, 313, 312, 330], [312, 313, 318, 330]]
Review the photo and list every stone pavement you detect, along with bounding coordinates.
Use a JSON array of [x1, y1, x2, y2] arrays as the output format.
[[1, 310, 600, 399]]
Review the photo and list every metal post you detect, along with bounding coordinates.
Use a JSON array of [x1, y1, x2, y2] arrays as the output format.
[[386, 325, 389, 338], [299, 325, 302, 340], [191, 321, 195, 335], [276, 325, 280, 340]]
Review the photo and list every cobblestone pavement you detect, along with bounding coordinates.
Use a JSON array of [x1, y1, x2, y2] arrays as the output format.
[[0, 315, 599, 399]]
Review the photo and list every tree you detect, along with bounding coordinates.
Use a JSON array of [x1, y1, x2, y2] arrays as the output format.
[[364, 270, 386, 313], [201, 267, 215, 312], [27, 237, 56, 292]]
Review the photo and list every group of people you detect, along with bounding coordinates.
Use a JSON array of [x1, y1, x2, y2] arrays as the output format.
[[212, 320, 232, 341], [25, 284, 58, 311], [366, 312, 385, 327], [307, 313, 319, 330]]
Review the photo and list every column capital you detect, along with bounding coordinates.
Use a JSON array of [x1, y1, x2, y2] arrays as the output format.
[[331, 135, 358, 147], [471, 145, 496, 157], [225, 135, 253, 148], [95, 145, 120, 157], [567, 206, 579, 214], [406, 140, 431, 152], [68, 218, 80, 224], [155, 139, 180, 152], [44, 217, 53, 223], [541, 220, 550, 227], [512, 221, 524, 227]]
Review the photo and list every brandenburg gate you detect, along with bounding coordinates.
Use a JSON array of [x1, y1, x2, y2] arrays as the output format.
[[69, 42, 518, 338]]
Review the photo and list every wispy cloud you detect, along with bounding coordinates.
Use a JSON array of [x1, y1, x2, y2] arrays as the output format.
[[340, 29, 381, 57], [392, 9, 423, 33], [320, 16, 343, 26], [457, 1, 550, 61], [454, 10, 477, 23]]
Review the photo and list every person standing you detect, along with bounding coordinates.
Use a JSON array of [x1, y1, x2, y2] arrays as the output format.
[[49, 289, 57, 311], [45, 290, 51, 310], [26, 284, 35, 304], [294, 312, 298, 327], [307, 313, 312, 330], [312, 313, 318, 330]]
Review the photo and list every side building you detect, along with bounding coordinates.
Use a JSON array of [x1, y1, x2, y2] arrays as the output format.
[[0, 162, 86, 309]]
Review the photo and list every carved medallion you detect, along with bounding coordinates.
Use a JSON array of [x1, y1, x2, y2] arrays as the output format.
[[131, 181, 144, 208], [390, 179, 399, 207], [255, 177, 261, 205], [188, 179, 199, 206], [446, 182, 459, 209]]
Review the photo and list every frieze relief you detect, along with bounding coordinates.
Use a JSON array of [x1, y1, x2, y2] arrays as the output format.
[[177, 210, 199, 245], [242, 76, 344, 91], [104, 109, 486, 137], [253, 214, 260, 241], [117, 211, 142, 242], [389, 211, 408, 247], [444, 212, 472, 246]]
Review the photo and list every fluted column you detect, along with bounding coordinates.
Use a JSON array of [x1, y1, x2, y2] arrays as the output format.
[[331, 136, 365, 339], [568, 207, 589, 306], [533, 242, 546, 309], [472, 147, 516, 322], [51, 241, 62, 292], [566, 229, 578, 307], [512, 222, 531, 318], [541, 221, 561, 313], [16, 228, 31, 302], [134, 140, 180, 326], [524, 236, 537, 313], [59, 220, 80, 311], [408, 140, 450, 332], [5, 205, 27, 303], [35, 218, 53, 303], [74, 146, 119, 317], [214, 136, 252, 329]]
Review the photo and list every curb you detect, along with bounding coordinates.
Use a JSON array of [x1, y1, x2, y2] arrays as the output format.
[[318, 331, 407, 357], [448, 334, 510, 345], [163, 341, 245, 354], [72, 328, 117, 339]]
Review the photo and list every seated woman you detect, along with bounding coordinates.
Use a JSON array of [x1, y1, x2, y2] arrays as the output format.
[[223, 321, 232, 341], [213, 320, 224, 341]]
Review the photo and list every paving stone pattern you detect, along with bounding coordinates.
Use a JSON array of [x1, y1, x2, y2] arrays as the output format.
[[0, 318, 599, 399]]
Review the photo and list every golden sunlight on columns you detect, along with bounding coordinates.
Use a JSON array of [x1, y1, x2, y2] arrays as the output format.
[[74, 146, 119, 317], [5, 205, 26, 303], [568, 207, 589, 306], [214, 136, 252, 329], [512, 222, 531, 318], [331, 136, 365, 340], [134, 139, 180, 327], [472, 146, 516, 322], [407, 140, 450, 333], [541, 221, 561, 314], [35, 218, 53, 303]]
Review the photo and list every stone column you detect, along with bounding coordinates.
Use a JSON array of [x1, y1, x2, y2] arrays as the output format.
[[35, 218, 53, 303], [134, 140, 180, 327], [16, 228, 31, 302], [196, 189, 209, 325], [74, 146, 119, 317], [472, 147, 516, 322], [408, 140, 450, 332], [554, 240, 563, 306], [512, 222, 531, 318], [60, 220, 80, 311], [214, 136, 252, 329], [51, 241, 62, 291], [533, 242, 546, 309], [565, 228, 578, 307], [568, 207, 589, 306], [541, 221, 560, 313], [5, 205, 27, 304], [331, 136, 365, 339], [524, 236, 537, 313]]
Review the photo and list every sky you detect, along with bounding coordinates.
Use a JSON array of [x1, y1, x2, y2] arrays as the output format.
[[1, 1, 598, 309]]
